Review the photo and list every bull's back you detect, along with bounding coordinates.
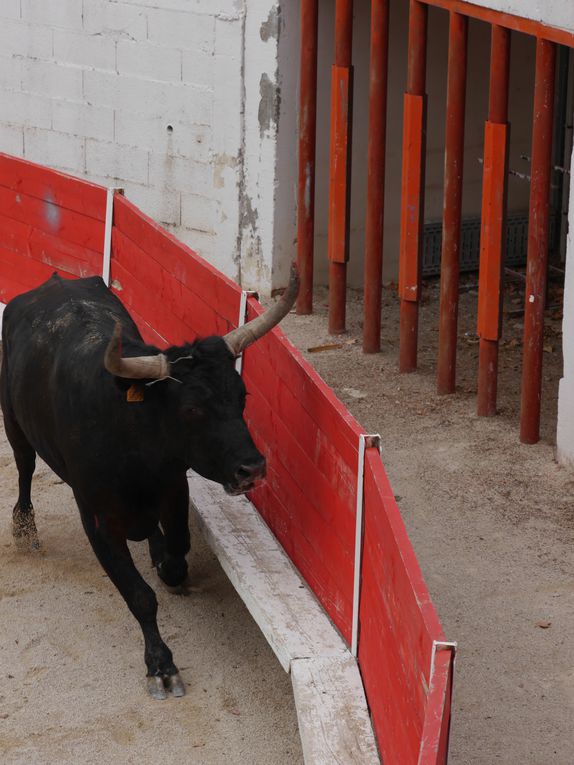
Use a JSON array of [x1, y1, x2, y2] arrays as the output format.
[[1, 275, 139, 479]]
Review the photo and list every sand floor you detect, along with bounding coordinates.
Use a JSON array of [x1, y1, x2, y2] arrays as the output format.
[[0, 431, 303, 764]]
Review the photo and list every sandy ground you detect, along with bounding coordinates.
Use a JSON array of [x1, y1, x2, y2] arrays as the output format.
[[0, 437, 303, 763], [278, 277, 574, 765]]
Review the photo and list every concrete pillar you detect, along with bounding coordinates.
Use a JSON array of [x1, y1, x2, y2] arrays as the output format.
[[240, 1, 299, 294], [557, 142, 574, 465]]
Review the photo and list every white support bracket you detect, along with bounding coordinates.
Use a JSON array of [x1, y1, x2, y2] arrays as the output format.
[[429, 640, 457, 687], [102, 187, 124, 287], [235, 289, 258, 374], [351, 433, 382, 658]]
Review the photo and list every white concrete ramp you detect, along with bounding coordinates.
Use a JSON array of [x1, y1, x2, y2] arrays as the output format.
[[188, 473, 380, 765]]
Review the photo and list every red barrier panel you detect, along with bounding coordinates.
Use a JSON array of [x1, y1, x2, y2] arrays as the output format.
[[0, 154, 453, 762], [359, 449, 446, 764], [0, 153, 106, 302], [243, 301, 363, 640]]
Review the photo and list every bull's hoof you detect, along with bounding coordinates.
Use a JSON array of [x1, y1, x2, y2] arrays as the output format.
[[167, 673, 186, 697], [146, 672, 186, 700], [157, 557, 188, 588], [12, 504, 40, 551], [147, 676, 168, 700]]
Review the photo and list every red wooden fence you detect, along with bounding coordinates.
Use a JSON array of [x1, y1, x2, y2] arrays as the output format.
[[0, 153, 454, 764]]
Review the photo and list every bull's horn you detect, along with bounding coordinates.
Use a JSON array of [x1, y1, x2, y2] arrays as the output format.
[[104, 322, 170, 379], [224, 262, 299, 357]]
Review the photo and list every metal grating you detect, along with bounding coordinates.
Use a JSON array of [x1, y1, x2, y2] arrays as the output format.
[[421, 211, 556, 276]]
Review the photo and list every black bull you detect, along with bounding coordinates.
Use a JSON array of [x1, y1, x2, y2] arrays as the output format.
[[1, 269, 298, 699]]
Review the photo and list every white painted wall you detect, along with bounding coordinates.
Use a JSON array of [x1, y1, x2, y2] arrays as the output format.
[[0, 0, 298, 295], [463, 0, 574, 33]]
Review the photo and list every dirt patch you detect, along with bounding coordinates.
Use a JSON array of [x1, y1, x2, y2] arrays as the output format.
[[0, 430, 303, 764], [278, 277, 574, 765]]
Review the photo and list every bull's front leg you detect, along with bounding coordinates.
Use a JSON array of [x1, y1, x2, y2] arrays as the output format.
[[79, 509, 186, 700], [148, 473, 191, 592]]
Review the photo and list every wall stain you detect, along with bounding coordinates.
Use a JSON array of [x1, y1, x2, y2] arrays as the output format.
[[260, 5, 279, 42], [258, 73, 280, 137], [241, 194, 258, 231], [214, 153, 238, 189]]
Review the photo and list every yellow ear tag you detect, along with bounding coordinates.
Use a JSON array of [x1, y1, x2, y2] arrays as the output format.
[[127, 384, 145, 402]]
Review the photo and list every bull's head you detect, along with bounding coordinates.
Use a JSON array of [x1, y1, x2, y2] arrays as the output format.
[[104, 264, 299, 495]]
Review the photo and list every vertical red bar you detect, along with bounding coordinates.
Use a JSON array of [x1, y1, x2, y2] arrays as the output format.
[[363, 0, 390, 353], [328, 0, 353, 335], [520, 38, 556, 444], [399, 0, 427, 372], [477, 25, 510, 416], [437, 12, 468, 394], [297, 0, 319, 315]]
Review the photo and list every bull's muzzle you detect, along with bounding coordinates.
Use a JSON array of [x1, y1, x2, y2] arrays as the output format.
[[224, 457, 266, 496]]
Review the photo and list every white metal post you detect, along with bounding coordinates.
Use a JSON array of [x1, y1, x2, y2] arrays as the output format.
[[429, 639, 457, 688], [235, 290, 258, 374], [351, 433, 381, 658], [102, 187, 123, 287]]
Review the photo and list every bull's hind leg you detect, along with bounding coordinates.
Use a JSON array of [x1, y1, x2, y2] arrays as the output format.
[[2, 408, 39, 551], [149, 474, 190, 591], [80, 508, 185, 699]]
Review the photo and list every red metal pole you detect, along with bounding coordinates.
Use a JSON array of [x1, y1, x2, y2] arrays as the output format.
[[399, 0, 427, 372], [297, 0, 319, 315], [437, 12, 468, 394], [363, 0, 389, 353], [520, 38, 556, 444], [477, 25, 510, 416], [328, 0, 353, 335]]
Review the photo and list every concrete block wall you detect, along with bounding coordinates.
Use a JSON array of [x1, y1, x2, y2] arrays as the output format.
[[465, 0, 574, 32], [0, 0, 298, 294]]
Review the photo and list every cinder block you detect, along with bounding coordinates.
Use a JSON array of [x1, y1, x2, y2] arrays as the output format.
[[85, 70, 211, 124], [112, 0, 240, 15], [0, 20, 53, 59], [212, 17, 243, 157], [122, 182, 181, 227], [0, 124, 24, 156], [116, 40, 181, 82], [53, 101, 114, 142], [146, 8, 215, 52], [54, 29, 116, 70], [21, 60, 83, 101], [214, 15, 243, 61], [83, 0, 148, 41], [24, 127, 85, 172], [86, 138, 149, 185], [0, 0, 21, 20], [181, 49, 215, 89], [149, 153, 212, 196], [0, 56, 23, 91], [0, 90, 53, 130], [181, 192, 216, 233], [22, 0, 83, 29], [177, 226, 216, 262], [114, 111, 212, 162]]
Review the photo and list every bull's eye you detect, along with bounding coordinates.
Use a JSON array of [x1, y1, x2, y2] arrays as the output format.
[[185, 405, 205, 419]]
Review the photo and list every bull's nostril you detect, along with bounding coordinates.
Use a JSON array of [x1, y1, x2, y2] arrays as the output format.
[[235, 460, 266, 483]]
